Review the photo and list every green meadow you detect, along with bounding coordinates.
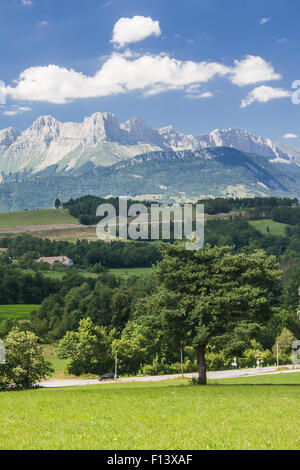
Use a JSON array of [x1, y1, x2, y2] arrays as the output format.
[[249, 219, 289, 236], [0, 209, 77, 227], [0, 372, 299, 450], [42, 345, 70, 379], [0, 304, 39, 321], [41, 270, 99, 280], [109, 267, 152, 277], [22, 267, 151, 281]]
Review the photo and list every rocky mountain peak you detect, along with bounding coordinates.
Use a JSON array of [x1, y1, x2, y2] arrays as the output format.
[[121, 117, 164, 146]]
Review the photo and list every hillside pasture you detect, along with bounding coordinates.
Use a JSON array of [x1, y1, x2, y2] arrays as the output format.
[[0, 209, 78, 228], [249, 219, 289, 236]]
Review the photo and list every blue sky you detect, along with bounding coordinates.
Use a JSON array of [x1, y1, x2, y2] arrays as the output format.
[[0, 0, 300, 144]]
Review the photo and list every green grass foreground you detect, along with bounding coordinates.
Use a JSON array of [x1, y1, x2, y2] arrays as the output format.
[[0, 373, 299, 450], [0, 304, 40, 321]]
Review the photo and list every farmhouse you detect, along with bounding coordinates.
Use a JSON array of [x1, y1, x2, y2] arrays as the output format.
[[37, 256, 73, 267]]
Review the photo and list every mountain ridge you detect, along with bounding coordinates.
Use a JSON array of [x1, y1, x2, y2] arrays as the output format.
[[0, 112, 299, 182], [1, 112, 300, 211], [1, 146, 300, 212]]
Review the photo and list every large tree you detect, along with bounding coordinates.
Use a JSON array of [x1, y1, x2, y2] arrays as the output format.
[[56, 317, 112, 376], [138, 244, 281, 384], [0, 328, 53, 389]]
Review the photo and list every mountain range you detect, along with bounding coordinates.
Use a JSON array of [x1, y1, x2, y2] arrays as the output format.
[[1, 112, 300, 211]]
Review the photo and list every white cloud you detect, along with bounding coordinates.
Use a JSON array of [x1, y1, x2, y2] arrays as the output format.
[[186, 91, 213, 99], [111, 16, 161, 48], [37, 20, 49, 28], [241, 86, 291, 108], [21, 0, 33, 6], [283, 133, 298, 139], [6, 53, 282, 104], [6, 53, 231, 104], [3, 106, 31, 116], [277, 38, 287, 43], [102, 1, 114, 7], [231, 55, 281, 86], [259, 17, 271, 25], [185, 85, 213, 99], [4, 16, 282, 106]]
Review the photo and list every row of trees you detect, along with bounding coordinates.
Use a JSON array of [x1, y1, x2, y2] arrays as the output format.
[[272, 206, 300, 226], [29, 272, 155, 342], [64, 195, 299, 222], [0, 234, 161, 269], [0, 258, 58, 304], [63, 195, 154, 226], [198, 197, 298, 216]]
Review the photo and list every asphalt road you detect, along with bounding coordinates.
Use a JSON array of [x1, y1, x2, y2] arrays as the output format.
[[39, 365, 300, 388]]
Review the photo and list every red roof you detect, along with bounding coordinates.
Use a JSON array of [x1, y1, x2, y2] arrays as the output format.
[[37, 256, 73, 266]]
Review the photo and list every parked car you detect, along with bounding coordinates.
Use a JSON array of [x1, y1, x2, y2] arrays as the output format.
[[98, 373, 117, 381]]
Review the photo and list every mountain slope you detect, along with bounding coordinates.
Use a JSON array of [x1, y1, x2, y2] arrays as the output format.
[[1, 147, 300, 212]]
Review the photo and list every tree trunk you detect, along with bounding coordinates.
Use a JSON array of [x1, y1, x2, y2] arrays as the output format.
[[196, 347, 207, 385]]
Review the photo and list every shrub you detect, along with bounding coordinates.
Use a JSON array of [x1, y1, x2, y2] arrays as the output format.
[[206, 352, 231, 371]]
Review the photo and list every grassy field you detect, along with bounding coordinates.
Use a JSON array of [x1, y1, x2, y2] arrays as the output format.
[[0, 304, 39, 321], [0, 372, 299, 450], [40, 269, 152, 280], [250, 219, 289, 236], [0, 209, 78, 227], [19, 267, 151, 281], [22, 268, 99, 280], [42, 345, 70, 379], [109, 267, 152, 277], [43, 270, 99, 280]]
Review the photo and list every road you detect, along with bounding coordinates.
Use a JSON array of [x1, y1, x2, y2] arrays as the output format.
[[39, 365, 300, 388]]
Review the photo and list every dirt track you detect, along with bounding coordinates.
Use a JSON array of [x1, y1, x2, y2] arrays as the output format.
[[0, 222, 83, 234]]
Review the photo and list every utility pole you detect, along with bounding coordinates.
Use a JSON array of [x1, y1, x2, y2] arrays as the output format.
[[277, 343, 279, 367], [0, 341, 6, 365], [180, 346, 184, 377], [114, 352, 118, 380]]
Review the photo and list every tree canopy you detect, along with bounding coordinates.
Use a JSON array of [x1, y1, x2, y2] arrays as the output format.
[[138, 243, 281, 384]]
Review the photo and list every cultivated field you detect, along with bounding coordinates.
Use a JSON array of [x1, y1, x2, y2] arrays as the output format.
[[0, 304, 39, 321], [0, 208, 244, 242], [0, 373, 299, 450]]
